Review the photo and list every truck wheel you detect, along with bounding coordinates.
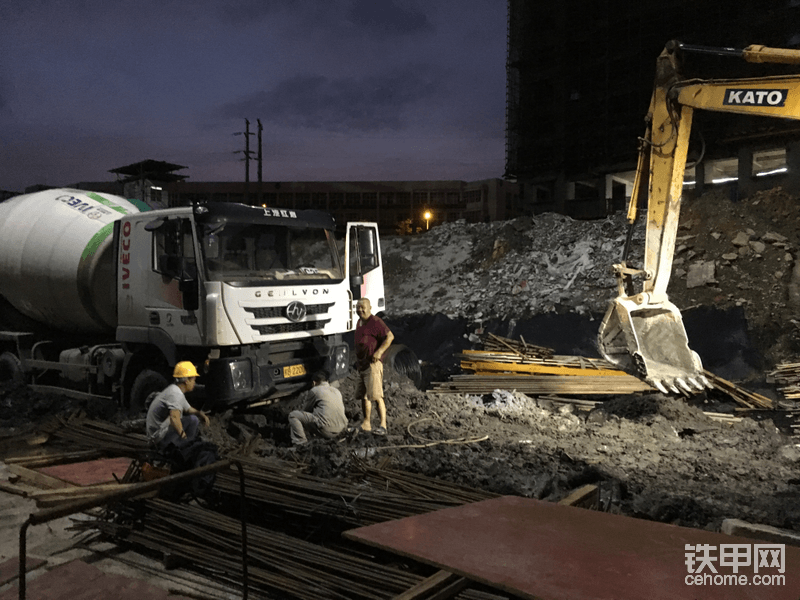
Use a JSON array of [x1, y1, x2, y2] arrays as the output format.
[[129, 369, 169, 416], [0, 352, 24, 384], [383, 344, 422, 389]]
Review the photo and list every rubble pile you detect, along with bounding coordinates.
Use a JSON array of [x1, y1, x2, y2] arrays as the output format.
[[381, 185, 800, 368], [382, 212, 633, 320]]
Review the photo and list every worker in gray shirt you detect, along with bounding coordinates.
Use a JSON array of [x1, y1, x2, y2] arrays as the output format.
[[146, 361, 210, 451], [288, 371, 347, 446]]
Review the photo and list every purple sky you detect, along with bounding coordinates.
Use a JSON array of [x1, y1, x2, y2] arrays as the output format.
[[0, 1, 507, 192]]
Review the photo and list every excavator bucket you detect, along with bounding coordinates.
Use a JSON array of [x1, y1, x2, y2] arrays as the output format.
[[598, 296, 709, 394]]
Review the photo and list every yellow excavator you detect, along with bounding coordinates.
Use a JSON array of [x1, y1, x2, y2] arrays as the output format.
[[598, 40, 800, 394]]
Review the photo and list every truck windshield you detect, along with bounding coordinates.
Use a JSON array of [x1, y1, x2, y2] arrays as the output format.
[[200, 221, 343, 284]]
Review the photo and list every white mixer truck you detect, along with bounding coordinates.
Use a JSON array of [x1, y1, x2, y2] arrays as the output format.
[[0, 188, 386, 412]]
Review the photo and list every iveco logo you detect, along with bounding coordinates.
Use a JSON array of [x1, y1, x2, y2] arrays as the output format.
[[723, 89, 787, 107], [285, 301, 307, 322]]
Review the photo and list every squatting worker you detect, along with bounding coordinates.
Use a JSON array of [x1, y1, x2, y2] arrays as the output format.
[[354, 298, 394, 435], [146, 361, 210, 451], [288, 371, 347, 445]]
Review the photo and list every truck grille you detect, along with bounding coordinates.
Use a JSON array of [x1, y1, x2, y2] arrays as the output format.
[[253, 319, 332, 335], [244, 302, 334, 319]]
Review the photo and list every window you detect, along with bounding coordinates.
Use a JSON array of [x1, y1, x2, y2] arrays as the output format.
[[349, 226, 380, 275], [152, 217, 197, 282]]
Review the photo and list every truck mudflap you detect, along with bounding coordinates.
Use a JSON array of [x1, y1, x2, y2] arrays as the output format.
[[598, 296, 710, 395]]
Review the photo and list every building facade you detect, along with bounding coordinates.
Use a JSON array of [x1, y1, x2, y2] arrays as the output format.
[[505, 0, 800, 217], [163, 178, 518, 232]]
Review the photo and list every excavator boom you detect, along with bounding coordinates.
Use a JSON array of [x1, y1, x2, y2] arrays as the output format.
[[598, 40, 800, 393]]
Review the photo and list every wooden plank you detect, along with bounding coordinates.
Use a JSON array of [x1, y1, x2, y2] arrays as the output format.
[[0, 480, 40, 497], [462, 360, 628, 377], [5, 464, 74, 490], [429, 373, 653, 395], [391, 570, 469, 600], [0, 433, 50, 456], [558, 484, 599, 510], [29, 482, 133, 498], [5, 449, 105, 468]]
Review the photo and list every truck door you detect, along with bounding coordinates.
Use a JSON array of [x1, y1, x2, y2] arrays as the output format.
[[346, 223, 385, 315], [148, 216, 204, 346]]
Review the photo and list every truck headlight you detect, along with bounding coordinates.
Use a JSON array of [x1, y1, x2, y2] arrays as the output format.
[[334, 345, 349, 375], [228, 360, 253, 391]]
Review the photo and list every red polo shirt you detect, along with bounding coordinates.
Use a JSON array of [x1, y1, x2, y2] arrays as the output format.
[[355, 315, 391, 371]]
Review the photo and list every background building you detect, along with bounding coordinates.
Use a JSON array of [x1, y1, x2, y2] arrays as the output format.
[[32, 168, 518, 233], [505, 0, 800, 218], [165, 178, 516, 232]]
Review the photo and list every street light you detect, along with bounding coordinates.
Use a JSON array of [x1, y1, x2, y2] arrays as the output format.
[[423, 211, 432, 230]]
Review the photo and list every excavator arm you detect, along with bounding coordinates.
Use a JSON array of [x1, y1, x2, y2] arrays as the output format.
[[598, 40, 800, 394]]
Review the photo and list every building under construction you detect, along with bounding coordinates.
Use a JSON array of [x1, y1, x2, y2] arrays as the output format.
[[505, 0, 800, 218]]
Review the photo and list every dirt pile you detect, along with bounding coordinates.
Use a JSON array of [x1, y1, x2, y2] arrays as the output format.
[[380, 184, 800, 372], [671, 186, 800, 365]]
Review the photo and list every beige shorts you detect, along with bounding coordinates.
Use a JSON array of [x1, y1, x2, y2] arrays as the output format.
[[356, 361, 384, 402]]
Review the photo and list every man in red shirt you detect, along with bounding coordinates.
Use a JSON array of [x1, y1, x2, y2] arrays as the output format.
[[354, 298, 394, 435]]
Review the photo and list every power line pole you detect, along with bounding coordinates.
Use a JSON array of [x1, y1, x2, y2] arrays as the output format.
[[257, 119, 263, 184], [257, 119, 263, 206], [234, 118, 254, 203]]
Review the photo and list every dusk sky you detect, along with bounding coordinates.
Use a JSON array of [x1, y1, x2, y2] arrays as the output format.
[[0, 0, 507, 192]]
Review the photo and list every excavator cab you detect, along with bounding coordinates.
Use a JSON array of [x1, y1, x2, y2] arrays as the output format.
[[598, 40, 800, 393]]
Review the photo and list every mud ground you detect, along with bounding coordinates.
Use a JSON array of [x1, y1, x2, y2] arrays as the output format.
[[210, 366, 800, 534], [4, 359, 798, 537], [2, 184, 800, 539]]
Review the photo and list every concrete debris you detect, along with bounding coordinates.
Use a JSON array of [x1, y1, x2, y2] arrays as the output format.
[[686, 260, 717, 289], [383, 212, 635, 320], [382, 185, 800, 372]]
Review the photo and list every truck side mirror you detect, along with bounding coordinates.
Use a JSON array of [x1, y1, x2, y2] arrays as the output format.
[[158, 255, 197, 282], [179, 277, 199, 311], [362, 255, 377, 270], [158, 254, 179, 277]]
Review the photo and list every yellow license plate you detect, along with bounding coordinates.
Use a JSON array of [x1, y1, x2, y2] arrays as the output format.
[[283, 364, 306, 378]]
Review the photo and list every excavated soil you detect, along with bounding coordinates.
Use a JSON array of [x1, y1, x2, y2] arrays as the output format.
[[2, 184, 800, 536]]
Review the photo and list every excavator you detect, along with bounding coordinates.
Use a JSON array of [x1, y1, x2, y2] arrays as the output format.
[[598, 40, 800, 394]]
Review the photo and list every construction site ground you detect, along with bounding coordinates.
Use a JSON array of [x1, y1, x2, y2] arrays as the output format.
[[2, 183, 800, 598]]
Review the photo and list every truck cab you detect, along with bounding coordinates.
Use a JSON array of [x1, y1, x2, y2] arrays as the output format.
[[116, 203, 384, 408]]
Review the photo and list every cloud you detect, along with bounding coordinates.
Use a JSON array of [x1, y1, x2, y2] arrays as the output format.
[[220, 64, 445, 132], [347, 0, 431, 35], [210, 0, 431, 36], [212, 0, 291, 25]]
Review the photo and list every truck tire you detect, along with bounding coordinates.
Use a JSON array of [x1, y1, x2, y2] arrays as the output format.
[[0, 352, 24, 384], [129, 369, 169, 416], [383, 344, 422, 389]]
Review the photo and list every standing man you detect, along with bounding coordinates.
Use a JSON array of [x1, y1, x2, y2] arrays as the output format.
[[354, 298, 394, 435], [146, 361, 210, 451], [288, 371, 347, 446]]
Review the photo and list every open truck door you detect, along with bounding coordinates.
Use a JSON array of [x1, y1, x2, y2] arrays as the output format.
[[346, 223, 386, 318]]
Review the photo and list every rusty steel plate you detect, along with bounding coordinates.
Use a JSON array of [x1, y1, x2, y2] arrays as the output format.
[[37, 457, 132, 486], [343, 496, 800, 600]]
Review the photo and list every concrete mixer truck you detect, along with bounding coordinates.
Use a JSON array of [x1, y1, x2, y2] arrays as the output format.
[[0, 188, 386, 413]]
